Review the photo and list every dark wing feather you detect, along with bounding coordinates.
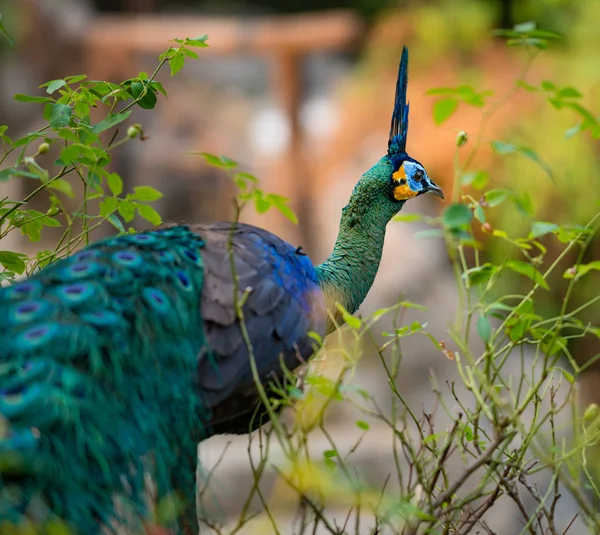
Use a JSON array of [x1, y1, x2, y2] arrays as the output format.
[[189, 222, 326, 434], [182, 222, 326, 433]]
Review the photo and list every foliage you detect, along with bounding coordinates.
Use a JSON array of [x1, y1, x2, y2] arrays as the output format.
[[0, 36, 209, 284], [191, 21, 600, 535]]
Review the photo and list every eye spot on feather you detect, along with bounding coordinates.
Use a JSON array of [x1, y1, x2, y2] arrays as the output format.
[[10, 300, 51, 325], [113, 250, 142, 267], [6, 282, 39, 300], [181, 248, 203, 267], [19, 323, 58, 348], [132, 234, 151, 241], [17, 302, 39, 314], [71, 263, 89, 273], [143, 288, 170, 312], [175, 270, 194, 291], [14, 284, 32, 293], [75, 250, 99, 261], [127, 233, 157, 246], [82, 309, 121, 327], [57, 283, 95, 304]]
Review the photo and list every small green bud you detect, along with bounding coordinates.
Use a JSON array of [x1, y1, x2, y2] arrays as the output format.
[[38, 142, 50, 155], [127, 123, 144, 139], [566, 266, 577, 278], [583, 403, 599, 422], [46, 206, 60, 216], [456, 131, 468, 147]]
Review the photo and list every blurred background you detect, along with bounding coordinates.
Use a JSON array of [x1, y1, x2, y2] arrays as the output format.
[[0, 0, 598, 532]]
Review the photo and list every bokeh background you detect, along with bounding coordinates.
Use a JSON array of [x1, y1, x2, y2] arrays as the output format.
[[0, 0, 598, 533]]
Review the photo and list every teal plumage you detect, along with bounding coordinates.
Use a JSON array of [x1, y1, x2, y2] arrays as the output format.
[[0, 47, 443, 534], [0, 226, 207, 533]]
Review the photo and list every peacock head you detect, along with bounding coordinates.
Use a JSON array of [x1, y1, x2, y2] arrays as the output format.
[[347, 47, 443, 221], [386, 46, 443, 203]]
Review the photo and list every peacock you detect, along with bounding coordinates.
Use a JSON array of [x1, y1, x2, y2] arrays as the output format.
[[0, 47, 443, 534]]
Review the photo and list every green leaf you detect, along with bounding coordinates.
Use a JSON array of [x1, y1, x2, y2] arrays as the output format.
[[14, 94, 52, 104], [490, 140, 553, 178], [59, 145, 80, 165], [118, 200, 136, 222], [133, 185, 163, 202], [0, 12, 15, 46], [529, 221, 558, 240], [198, 152, 238, 169], [137, 204, 162, 225], [106, 214, 125, 233], [1, 168, 40, 180], [557, 87, 582, 99], [442, 203, 473, 230], [514, 21, 536, 33], [92, 110, 132, 134], [504, 260, 549, 290], [392, 213, 425, 223], [169, 53, 185, 76], [336, 303, 361, 330], [473, 204, 485, 223], [464, 263, 497, 286], [182, 48, 199, 59], [415, 229, 444, 240], [461, 170, 489, 189], [48, 178, 74, 198], [185, 35, 209, 47], [49, 104, 73, 129], [13, 132, 45, 147], [57, 128, 79, 142], [107, 173, 123, 196], [45, 79, 67, 95], [40, 216, 60, 227], [0, 251, 26, 274], [130, 81, 158, 110], [432, 98, 458, 125], [254, 196, 271, 214], [65, 74, 88, 84], [484, 189, 510, 207], [150, 81, 167, 97], [355, 420, 370, 431], [100, 197, 118, 217], [477, 315, 492, 343], [267, 194, 297, 224]]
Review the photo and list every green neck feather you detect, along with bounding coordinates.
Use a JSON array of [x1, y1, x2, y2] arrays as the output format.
[[315, 157, 404, 333]]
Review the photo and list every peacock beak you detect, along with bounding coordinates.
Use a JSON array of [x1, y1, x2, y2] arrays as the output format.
[[425, 181, 444, 200]]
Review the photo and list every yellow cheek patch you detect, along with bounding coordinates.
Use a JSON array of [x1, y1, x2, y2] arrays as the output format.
[[393, 183, 418, 200], [392, 165, 417, 200], [392, 167, 407, 182]]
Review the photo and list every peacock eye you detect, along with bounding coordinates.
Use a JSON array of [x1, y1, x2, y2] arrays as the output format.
[[414, 169, 424, 182]]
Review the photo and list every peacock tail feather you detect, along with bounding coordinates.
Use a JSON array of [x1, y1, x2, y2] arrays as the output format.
[[0, 225, 209, 533]]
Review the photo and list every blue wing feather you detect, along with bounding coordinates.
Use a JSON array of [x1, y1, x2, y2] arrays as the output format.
[[194, 222, 326, 433]]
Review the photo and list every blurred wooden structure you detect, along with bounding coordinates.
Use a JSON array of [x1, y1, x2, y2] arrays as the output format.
[[19, 6, 357, 251], [79, 10, 362, 248]]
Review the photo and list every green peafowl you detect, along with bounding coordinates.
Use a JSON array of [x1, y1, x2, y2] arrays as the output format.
[[0, 47, 443, 534]]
